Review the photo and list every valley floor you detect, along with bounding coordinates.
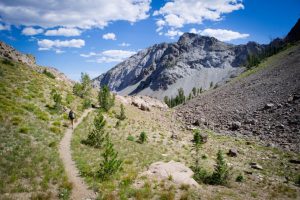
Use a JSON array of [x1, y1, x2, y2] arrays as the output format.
[[71, 100, 300, 199]]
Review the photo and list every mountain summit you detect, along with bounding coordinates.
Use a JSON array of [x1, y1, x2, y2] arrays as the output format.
[[93, 34, 263, 100]]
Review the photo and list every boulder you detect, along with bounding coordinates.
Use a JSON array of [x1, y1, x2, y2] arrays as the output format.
[[231, 121, 241, 131], [139, 160, 199, 187], [264, 103, 275, 109], [227, 149, 238, 157], [250, 162, 263, 170]]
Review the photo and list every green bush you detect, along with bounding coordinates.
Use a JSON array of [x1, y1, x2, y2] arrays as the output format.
[[236, 174, 244, 182], [42, 69, 55, 79], [127, 135, 135, 141], [2, 59, 14, 66], [295, 174, 300, 186], [19, 125, 30, 133], [82, 98, 92, 109], [138, 132, 147, 144], [81, 112, 106, 148], [192, 165, 209, 184]]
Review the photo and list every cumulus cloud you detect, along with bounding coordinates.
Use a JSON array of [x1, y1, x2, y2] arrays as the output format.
[[190, 28, 249, 41], [165, 29, 183, 39], [119, 42, 131, 47], [0, 0, 151, 29], [154, 0, 244, 34], [22, 27, 43, 35], [0, 23, 10, 31], [81, 50, 136, 63], [38, 39, 85, 51], [102, 33, 116, 40], [45, 28, 81, 36]]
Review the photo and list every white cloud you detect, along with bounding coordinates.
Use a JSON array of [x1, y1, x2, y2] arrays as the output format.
[[55, 49, 65, 54], [80, 52, 97, 58], [81, 49, 136, 63], [102, 33, 116, 40], [0, 23, 10, 31], [190, 28, 249, 41], [0, 0, 151, 29], [22, 27, 43, 35], [154, 0, 244, 33], [119, 42, 131, 47], [45, 27, 81, 36], [38, 39, 85, 50], [165, 29, 183, 39]]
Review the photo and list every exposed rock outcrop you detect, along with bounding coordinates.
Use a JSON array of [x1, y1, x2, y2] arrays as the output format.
[[93, 34, 264, 100]]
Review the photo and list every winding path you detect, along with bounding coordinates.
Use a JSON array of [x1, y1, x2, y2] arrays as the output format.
[[59, 108, 96, 200]]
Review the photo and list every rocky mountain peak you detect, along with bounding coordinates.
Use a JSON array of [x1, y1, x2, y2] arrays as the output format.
[[92, 33, 264, 100]]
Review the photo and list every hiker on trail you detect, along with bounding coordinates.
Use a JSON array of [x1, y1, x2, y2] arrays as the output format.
[[68, 109, 76, 129]]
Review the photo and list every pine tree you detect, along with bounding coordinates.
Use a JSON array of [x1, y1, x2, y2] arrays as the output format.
[[81, 111, 106, 148], [98, 85, 114, 112], [117, 104, 126, 120], [192, 129, 208, 183], [73, 73, 92, 98], [97, 136, 122, 181], [210, 150, 229, 185], [192, 87, 197, 96]]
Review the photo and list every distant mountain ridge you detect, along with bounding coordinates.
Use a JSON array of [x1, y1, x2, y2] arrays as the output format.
[[93, 33, 264, 100]]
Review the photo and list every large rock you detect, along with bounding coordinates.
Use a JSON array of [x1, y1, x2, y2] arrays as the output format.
[[140, 160, 199, 187]]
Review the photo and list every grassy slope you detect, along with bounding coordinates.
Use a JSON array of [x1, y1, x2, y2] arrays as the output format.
[[72, 46, 300, 199], [72, 99, 299, 199], [0, 59, 87, 199]]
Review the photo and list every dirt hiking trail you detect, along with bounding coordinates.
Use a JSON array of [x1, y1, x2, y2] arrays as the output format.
[[59, 108, 96, 200]]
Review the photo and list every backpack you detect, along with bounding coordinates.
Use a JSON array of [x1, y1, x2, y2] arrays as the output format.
[[69, 111, 75, 120]]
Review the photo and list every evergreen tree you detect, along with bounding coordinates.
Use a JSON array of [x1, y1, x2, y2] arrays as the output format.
[[210, 82, 214, 88], [73, 73, 92, 98], [81, 111, 106, 148], [192, 129, 208, 183], [209, 150, 229, 185], [116, 104, 126, 120], [98, 85, 114, 112], [192, 87, 197, 96], [97, 136, 122, 181], [138, 131, 147, 144]]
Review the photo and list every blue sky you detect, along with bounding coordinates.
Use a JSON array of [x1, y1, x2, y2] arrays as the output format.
[[0, 0, 299, 81]]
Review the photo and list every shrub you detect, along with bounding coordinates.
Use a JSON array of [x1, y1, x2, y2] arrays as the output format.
[[2, 59, 14, 66], [115, 120, 121, 128], [97, 136, 122, 181], [138, 132, 147, 144], [192, 165, 209, 184], [209, 150, 229, 185], [295, 174, 300, 186], [127, 135, 135, 142], [19, 125, 30, 133], [236, 174, 244, 182], [51, 89, 62, 111], [82, 98, 92, 109], [65, 93, 74, 105], [193, 129, 204, 146], [81, 112, 106, 148], [42, 69, 55, 79]]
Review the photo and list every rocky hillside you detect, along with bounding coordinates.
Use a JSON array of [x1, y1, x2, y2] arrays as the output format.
[[176, 43, 300, 152], [93, 34, 264, 100], [0, 41, 73, 85]]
